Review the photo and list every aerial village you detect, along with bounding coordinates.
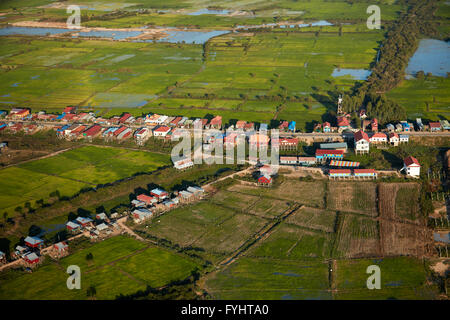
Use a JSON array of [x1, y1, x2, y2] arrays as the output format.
[[0, 181, 205, 269], [0, 98, 447, 271], [1, 104, 448, 183]]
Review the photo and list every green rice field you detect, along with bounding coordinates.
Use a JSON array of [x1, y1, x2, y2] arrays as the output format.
[[0, 145, 170, 216], [0, 236, 200, 299]]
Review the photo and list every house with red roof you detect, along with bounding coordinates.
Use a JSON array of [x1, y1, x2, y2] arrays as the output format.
[[354, 130, 370, 154], [329, 169, 351, 179], [83, 124, 102, 138], [119, 113, 132, 124], [279, 137, 298, 150], [258, 174, 272, 186], [209, 116, 222, 129], [63, 106, 77, 114], [370, 132, 387, 144], [323, 122, 331, 133], [354, 169, 377, 179], [236, 120, 247, 130], [278, 121, 289, 131], [429, 122, 441, 132], [315, 149, 344, 162], [153, 125, 171, 137], [402, 156, 420, 177], [337, 116, 350, 132], [389, 132, 399, 146], [136, 194, 157, 206]]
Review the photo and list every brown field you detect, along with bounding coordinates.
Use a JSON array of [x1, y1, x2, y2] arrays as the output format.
[[380, 221, 433, 257], [228, 179, 325, 208], [327, 182, 378, 217], [334, 213, 380, 258], [192, 213, 268, 254], [286, 207, 337, 233], [247, 198, 293, 218], [378, 182, 422, 224], [210, 190, 259, 212]]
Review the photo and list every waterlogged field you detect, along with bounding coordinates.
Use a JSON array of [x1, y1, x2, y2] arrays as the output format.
[[0, 25, 383, 130], [0, 145, 170, 216], [0, 236, 200, 299]]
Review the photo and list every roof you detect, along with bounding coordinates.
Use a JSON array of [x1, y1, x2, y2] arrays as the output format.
[[316, 149, 344, 156], [429, 122, 441, 128], [96, 213, 107, 220], [337, 116, 350, 127], [354, 130, 369, 142], [24, 236, 43, 245], [329, 160, 360, 167], [329, 169, 351, 174], [154, 126, 171, 133], [187, 186, 204, 193], [370, 132, 387, 139], [354, 169, 376, 174], [280, 156, 297, 161], [66, 221, 80, 229], [136, 194, 155, 203], [209, 116, 222, 126], [83, 124, 102, 136], [54, 242, 68, 250], [389, 132, 399, 139], [96, 223, 108, 231], [24, 252, 39, 261], [151, 188, 168, 196], [399, 134, 409, 139], [76, 217, 93, 224], [320, 142, 348, 149], [404, 156, 420, 167]]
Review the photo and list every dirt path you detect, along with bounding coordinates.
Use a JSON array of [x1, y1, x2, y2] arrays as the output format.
[[0, 147, 77, 170], [116, 217, 146, 242]]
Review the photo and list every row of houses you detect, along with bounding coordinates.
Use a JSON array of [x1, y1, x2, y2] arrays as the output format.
[[131, 186, 204, 223]]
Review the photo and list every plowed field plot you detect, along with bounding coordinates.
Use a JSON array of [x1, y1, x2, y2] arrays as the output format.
[[247, 223, 334, 260], [286, 207, 337, 233], [380, 221, 433, 257], [327, 182, 378, 217], [379, 183, 422, 223], [210, 190, 259, 212], [334, 257, 440, 300], [192, 213, 267, 254], [227, 180, 325, 208], [334, 213, 380, 259], [138, 202, 233, 247], [205, 258, 331, 300], [247, 198, 293, 218], [138, 201, 267, 254]]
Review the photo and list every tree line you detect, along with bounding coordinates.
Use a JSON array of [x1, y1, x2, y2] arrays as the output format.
[[342, 0, 439, 125]]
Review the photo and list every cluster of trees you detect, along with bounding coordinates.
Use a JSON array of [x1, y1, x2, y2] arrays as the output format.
[[342, 0, 438, 125]]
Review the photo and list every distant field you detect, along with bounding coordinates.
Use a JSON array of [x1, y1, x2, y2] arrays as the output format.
[[0, 236, 200, 300], [205, 258, 331, 300], [387, 77, 450, 121], [327, 182, 378, 217], [334, 257, 440, 300], [0, 145, 170, 216], [0, 27, 383, 130]]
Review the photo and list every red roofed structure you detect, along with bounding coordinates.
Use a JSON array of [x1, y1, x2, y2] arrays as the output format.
[[83, 124, 102, 137]]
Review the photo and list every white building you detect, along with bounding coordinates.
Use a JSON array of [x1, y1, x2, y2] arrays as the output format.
[[402, 156, 421, 177], [354, 130, 370, 154]]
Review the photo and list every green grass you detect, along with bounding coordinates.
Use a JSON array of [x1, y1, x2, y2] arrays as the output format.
[[0, 145, 170, 216], [334, 257, 440, 300], [206, 257, 331, 300], [387, 76, 450, 121], [248, 223, 334, 261], [0, 236, 200, 300]]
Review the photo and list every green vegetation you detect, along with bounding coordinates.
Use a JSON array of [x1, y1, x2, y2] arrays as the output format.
[[0, 145, 170, 216], [335, 257, 440, 300], [0, 236, 200, 300]]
